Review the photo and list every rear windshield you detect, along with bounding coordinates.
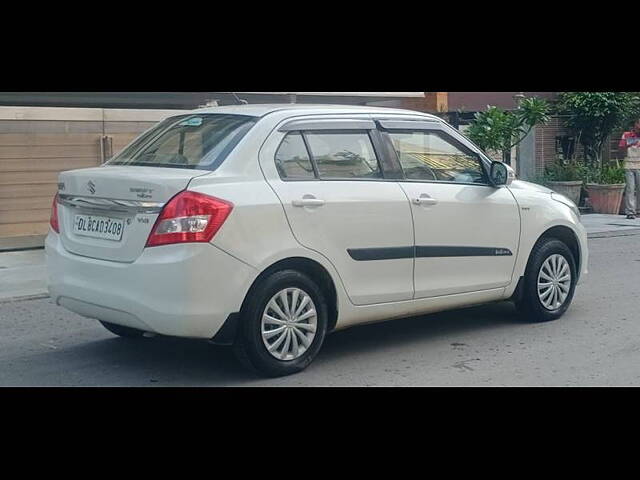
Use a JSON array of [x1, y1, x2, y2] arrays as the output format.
[[106, 114, 257, 170]]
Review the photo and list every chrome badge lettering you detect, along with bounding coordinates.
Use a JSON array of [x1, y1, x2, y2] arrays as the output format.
[[130, 187, 154, 199]]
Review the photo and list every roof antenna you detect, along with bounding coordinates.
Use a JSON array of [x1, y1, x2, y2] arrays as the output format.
[[231, 92, 249, 105]]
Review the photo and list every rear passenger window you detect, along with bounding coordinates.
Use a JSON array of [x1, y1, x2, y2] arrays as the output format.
[[305, 132, 382, 179], [275, 133, 315, 179]]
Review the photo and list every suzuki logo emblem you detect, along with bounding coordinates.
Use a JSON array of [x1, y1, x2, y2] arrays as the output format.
[[87, 181, 96, 195]]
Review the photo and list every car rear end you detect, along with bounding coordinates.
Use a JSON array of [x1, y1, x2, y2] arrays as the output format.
[[46, 113, 259, 338]]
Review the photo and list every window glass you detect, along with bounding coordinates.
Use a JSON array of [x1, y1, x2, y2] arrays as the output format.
[[305, 132, 382, 179], [107, 114, 257, 170], [275, 133, 315, 179], [389, 131, 487, 183]]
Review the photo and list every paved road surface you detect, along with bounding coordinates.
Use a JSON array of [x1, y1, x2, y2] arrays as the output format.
[[1, 234, 639, 386]]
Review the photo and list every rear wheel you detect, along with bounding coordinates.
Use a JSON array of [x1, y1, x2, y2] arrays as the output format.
[[516, 238, 577, 322], [99, 321, 146, 338], [234, 270, 328, 377]]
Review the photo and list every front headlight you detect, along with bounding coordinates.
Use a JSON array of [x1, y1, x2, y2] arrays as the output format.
[[551, 192, 581, 219]]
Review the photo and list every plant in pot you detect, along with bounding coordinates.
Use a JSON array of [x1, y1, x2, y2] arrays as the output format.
[[542, 158, 585, 206], [556, 92, 640, 214], [583, 161, 626, 214], [557, 92, 640, 166]]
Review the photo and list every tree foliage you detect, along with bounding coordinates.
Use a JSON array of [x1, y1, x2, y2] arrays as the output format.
[[466, 97, 551, 163], [556, 92, 640, 165]]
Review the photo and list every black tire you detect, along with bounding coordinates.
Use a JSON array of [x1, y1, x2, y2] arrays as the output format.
[[516, 238, 577, 322], [234, 269, 328, 377], [100, 321, 146, 338]]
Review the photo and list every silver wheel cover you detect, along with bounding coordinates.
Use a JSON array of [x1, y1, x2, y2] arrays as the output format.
[[261, 288, 318, 361], [537, 254, 572, 311]]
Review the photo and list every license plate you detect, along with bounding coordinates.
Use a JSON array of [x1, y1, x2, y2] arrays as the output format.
[[73, 214, 125, 241]]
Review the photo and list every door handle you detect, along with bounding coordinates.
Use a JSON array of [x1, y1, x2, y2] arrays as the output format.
[[412, 194, 438, 206], [292, 197, 325, 208]]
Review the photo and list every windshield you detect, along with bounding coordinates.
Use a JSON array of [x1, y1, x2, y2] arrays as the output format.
[[106, 114, 257, 170]]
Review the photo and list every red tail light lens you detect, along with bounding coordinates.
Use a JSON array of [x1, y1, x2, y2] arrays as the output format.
[[50, 194, 60, 233], [145, 191, 233, 248]]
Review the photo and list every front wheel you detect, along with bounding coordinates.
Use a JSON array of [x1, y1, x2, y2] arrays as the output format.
[[234, 270, 328, 377], [516, 238, 577, 322]]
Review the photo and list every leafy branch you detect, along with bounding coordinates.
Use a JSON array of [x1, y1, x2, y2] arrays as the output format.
[[466, 97, 551, 164], [556, 92, 640, 167]]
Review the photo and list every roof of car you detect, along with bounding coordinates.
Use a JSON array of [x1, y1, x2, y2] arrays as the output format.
[[190, 103, 441, 120]]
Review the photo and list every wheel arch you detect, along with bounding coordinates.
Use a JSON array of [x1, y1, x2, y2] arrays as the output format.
[[531, 225, 582, 278], [510, 224, 582, 303], [240, 256, 339, 333]]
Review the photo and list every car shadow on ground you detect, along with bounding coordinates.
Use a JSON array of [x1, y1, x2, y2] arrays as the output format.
[[319, 300, 521, 360], [55, 335, 254, 385], [48, 300, 523, 386]]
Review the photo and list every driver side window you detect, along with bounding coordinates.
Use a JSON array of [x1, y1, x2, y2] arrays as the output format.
[[389, 130, 487, 184]]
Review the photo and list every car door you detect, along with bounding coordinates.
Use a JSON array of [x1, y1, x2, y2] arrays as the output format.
[[259, 118, 415, 306], [378, 120, 520, 299]]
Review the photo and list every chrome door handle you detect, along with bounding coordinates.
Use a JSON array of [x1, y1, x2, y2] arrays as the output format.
[[292, 197, 325, 208], [412, 194, 438, 206]]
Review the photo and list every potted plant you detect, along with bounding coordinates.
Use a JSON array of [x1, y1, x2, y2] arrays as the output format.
[[584, 161, 626, 214], [557, 92, 640, 166], [555, 92, 640, 214], [542, 158, 585, 206]]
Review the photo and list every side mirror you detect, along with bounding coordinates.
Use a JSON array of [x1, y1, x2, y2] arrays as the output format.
[[489, 161, 515, 187]]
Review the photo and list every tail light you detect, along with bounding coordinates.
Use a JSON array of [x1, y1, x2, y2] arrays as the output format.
[[145, 191, 233, 248], [50, 194, 60, 233]]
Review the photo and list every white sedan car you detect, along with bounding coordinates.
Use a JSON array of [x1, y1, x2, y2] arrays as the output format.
[[46, 104, 588, 376]]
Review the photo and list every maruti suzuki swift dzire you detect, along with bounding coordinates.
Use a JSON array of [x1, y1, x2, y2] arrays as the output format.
[[46, 105, 588, 376]]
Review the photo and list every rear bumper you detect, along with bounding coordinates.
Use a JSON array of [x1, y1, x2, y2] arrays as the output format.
[[45, 233, 256, 339]]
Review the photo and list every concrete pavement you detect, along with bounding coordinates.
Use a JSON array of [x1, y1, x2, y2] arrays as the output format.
[[580, 214, 640, 238], [1, 213, 640, 302], [0, 249, 48, 302], [0, 231, 638, 386]]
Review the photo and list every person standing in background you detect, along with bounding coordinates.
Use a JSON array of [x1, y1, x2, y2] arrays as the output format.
[[619, 119, 640, 219]]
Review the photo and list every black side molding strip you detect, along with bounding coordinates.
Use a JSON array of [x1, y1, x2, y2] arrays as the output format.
[[347, 246, 512, 261], [416, 246, 513, 258], [347, 246, 414, 261]]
